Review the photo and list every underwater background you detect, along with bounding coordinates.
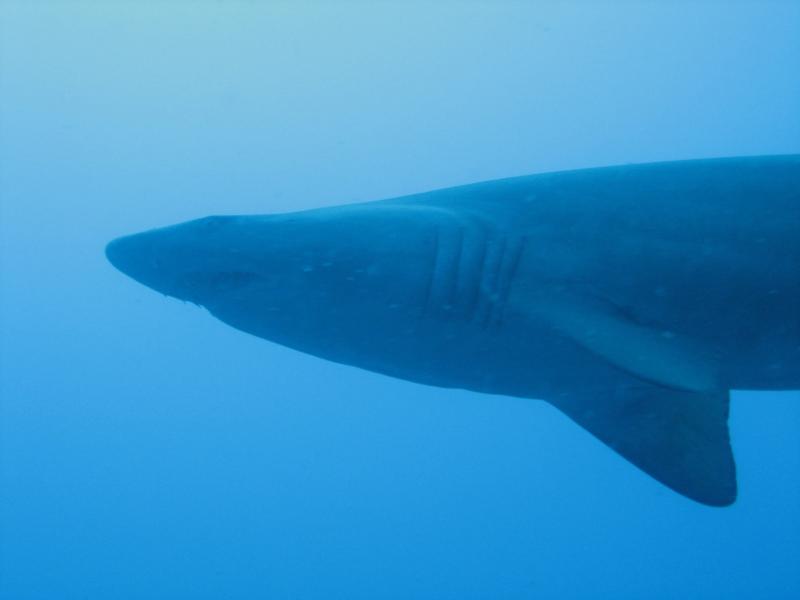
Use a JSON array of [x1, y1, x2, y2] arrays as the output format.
[[1, 2, 799, 598]]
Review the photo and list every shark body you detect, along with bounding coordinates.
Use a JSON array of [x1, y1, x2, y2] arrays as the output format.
[[107, 155, 800, 506]]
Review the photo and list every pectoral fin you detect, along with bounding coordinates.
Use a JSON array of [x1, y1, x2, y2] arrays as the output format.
[[549, 386, 736, 506], [522, 291, 718, 392]]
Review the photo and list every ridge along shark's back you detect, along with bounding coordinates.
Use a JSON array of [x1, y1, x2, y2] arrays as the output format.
[[106, 155, 800, 507]]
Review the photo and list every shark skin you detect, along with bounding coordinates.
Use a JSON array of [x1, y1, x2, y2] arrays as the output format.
[[106, 155, 800, 506]]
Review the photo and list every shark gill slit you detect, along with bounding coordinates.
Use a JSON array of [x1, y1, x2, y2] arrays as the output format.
[[423, 223, 463, 317], [490, 235, 525, 327], [474, 236, 507, 328], [458, 224, 489, 321], [419, 229, 439, 319], [443, 225, 465, 315]]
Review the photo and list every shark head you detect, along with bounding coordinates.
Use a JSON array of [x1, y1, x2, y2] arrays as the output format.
[[106, 206, 444, 360], [106, 215, 256, 304]]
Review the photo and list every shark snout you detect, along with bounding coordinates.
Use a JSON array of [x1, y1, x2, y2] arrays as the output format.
[[106, 217, 245, 301], [106, 229, 185, 297], [106, 233, 149, 281]]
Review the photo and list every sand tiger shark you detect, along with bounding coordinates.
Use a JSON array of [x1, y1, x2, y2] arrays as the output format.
[[106, 155, 800, 506]]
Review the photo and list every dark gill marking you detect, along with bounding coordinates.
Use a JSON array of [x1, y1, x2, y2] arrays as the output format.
[[443, 227, 465, 315], [459, 227, 489, 322], [474, 236, 507, 328], [490, 235, 525, 327], [424, 224, 463, 317], [419, 229, 439, 318]]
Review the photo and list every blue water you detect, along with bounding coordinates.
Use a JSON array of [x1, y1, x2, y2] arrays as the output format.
[[1, 3, 798, 598]]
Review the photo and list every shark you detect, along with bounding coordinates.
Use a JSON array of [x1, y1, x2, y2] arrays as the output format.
[[106, 155, 800, 506]]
